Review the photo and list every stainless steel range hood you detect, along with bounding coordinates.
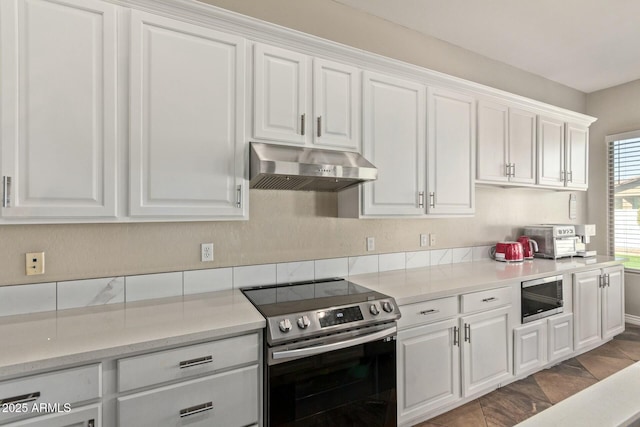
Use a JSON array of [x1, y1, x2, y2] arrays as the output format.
[[249, 142, 377, 192]]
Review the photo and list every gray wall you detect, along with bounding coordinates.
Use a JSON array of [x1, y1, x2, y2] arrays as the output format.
[[586, 79, 640, 317], [0, 0, 589, 286]]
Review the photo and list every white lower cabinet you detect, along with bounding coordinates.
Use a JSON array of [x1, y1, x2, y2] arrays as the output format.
[[118, 365, 258, 427], [574, 266, 625, 351], [461, 306, 512, 397], [547, 313, 573, 362], [5, 404, 100, 427], [397, 318, 460, 425], [513, 321, 546, 376]]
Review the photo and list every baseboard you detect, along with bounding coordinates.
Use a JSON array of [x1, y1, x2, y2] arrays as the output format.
[[625, 314, 640, 326]]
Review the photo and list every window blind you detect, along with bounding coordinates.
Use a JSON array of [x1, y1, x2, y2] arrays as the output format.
[[609, 132, 640, 270]]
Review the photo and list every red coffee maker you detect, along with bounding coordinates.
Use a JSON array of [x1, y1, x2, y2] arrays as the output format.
[[518, 236, 539, 260]]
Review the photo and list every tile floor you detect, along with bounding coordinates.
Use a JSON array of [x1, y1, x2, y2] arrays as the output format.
[[416, 324, 640, 427]]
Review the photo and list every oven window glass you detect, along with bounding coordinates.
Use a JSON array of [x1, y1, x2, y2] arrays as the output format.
[[268, 338, 396, 427]]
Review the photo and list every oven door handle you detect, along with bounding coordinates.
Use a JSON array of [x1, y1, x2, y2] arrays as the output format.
[[272, 326, 397, 361]]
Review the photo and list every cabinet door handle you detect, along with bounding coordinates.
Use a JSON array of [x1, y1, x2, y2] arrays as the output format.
[[561, 170, 566, 182], [2, 176, 11, 208], [179, 355, 213, 369], [317, 116, 322, 137], [505, 164, 511, 177], [599, 274, 604, 288], [236, 185, 242, 208], [180, 402, 213, 418], [606, 273, 610, 287], [568, 170, 573, 183], [0, 391, 40, 406], [300, 114, 306, 136], [453, 326, 459, 346], [419, 309, 439, 315], [482, 297, 497, 303], [511, 163, 516, 177], [464, 323, 471, 343], [418, 191, 425, 208], [87, 420, 95, 427], [429, 192, 435, 208]]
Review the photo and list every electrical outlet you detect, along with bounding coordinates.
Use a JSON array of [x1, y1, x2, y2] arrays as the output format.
[[420, 234, 428, 247], [366, 237, 375, 252], [201, 243, 214, 262], [26, 252, 45, 275], [430, 233, 437, 247]]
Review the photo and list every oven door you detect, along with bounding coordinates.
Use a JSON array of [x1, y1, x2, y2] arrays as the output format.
[[266, 325, 397, 427]]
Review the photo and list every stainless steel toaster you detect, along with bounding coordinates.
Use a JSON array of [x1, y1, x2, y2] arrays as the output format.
[[523, 225, 577, 259]]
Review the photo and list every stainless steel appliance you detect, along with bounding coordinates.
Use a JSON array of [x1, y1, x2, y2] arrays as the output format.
[[241, 278, 400, 427], [249, 142, 378, 191], [521, 275, 564, 323], [523, 225, 577, 259], [573, 224, 597, 257]]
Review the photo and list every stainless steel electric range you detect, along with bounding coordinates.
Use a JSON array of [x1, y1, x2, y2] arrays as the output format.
[[242, 277, 400, 427]]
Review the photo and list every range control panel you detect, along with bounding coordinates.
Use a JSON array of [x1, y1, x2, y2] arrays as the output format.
[[266, 299, 400, 345]]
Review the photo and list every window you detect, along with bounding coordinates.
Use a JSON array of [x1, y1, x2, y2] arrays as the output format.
[[608, 130, 640, 270]]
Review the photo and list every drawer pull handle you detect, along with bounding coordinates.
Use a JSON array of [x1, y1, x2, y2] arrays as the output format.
[[180, 402, 213, 418], [0, 391, 40, 406], [482, 297, 497, 303], [419, 309, 439, 315], [179, 355, 213, 369]]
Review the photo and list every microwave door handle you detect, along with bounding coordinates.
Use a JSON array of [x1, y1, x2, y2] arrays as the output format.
[[271, 327, 396, 361]]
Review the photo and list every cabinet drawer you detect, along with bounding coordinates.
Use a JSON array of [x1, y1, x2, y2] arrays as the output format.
[[461, 286, 511, 313], [118, 333, 258, 392], [5, 404, 100, 427], [0, 364, 101, 424], [118, 365, 259, 427], [397, 297, 458, 330]]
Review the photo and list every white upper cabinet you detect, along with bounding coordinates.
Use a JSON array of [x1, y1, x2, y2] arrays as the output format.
[[509, 108, 537, 184], [129, 11, 246, 218], [0, 0, 117, 218], [253, 44, 308, 145], [537, 115, 566, 188], [312, 59, 360, 150], [427, 88, 475, 215], [361, 72, 426, 216], [565, 123, 589, 190], [477, 101, 509, 183], [253, 44, 361, 151], [538, 116, 589, 190]]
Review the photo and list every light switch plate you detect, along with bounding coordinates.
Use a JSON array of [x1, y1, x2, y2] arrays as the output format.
[[26, 252, 45, 275]]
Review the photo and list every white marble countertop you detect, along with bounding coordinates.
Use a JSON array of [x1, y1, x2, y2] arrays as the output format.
[[0, 289, 265, 378], [348, 256, 624, 305]]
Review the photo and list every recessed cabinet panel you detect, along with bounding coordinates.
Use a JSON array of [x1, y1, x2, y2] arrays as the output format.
[[509, 108, 537, 184], [476, 101, 509, 183], [0, 0, 117, 218], [361, 72, 425, 216], [129, 11, 245, 217], [313, 59, 360, 150], [548, 313, 573, 362], [573, 270, 602, 350], [254, 44, 307, 144], [537, 116, 565, 187], [514, 321, 546, 376], [566, 123, 589, 190], [427, 88, 475, 214], [602, 266, 625, 339]]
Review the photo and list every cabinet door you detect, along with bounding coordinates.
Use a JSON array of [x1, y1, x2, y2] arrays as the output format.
[[5, 404, 100, 427], [537, 116, 565, 187], [361, 72, 426, 216], [548, 313, 573, 363], [602, 266, 625, 339], [565, 123, 589, 190], [573, 270, 602, 350], [397, 319, 460, 424], [312, 59, 360, 151], [461, 306, 512, 397], [427, 88, 475, 215], [254, 43, 308, 144], [476, 101, 509, 183], [513, 321, 546, 376], [0, 0, 117, 218], [509, 108, 537, 184], [129, 11, 246, 217]]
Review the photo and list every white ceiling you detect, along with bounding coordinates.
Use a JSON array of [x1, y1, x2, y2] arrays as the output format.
[[333, 0, 640, 93]]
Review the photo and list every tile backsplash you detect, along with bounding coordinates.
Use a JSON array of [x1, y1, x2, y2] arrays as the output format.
[[0, 245, 493, 317]]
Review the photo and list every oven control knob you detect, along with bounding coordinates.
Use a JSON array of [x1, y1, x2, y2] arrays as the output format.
[[297, 315, 311, 329], [382, 301, 394, 313], [369, 304, 379, 315], [279, 318, 292, 333]]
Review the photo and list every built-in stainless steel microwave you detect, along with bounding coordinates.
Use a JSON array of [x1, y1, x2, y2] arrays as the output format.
[[521, 275, 563, 323]]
